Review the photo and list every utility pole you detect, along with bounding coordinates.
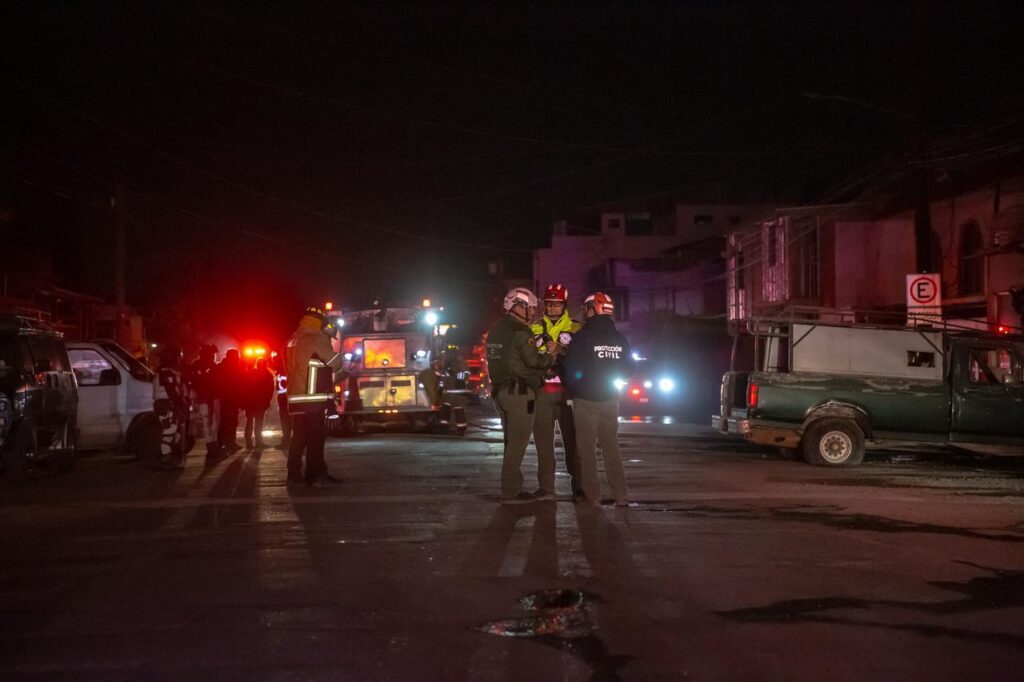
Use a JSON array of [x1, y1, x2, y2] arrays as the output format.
[[113, 184, 128, 347], [911, 0, 935, 274]]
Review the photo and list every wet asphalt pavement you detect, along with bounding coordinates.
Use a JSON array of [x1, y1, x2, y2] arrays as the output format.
[[1, 404, 1024, 681]]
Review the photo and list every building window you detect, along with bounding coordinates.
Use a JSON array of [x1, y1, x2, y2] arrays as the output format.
[[729, 215, 742, 226], [607, 218, 621, 231], [694, 215, 713, 226], [958, 222, 984, 297]]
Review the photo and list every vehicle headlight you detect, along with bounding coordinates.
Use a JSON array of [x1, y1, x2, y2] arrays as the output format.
[[613, 379, 627, 391], [643, 380, 653, 389], [658, 377, 675, 393], [415, 349, 427, 358]]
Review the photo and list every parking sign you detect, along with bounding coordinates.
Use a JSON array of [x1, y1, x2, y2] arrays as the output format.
[[907, 274, 942, 326]]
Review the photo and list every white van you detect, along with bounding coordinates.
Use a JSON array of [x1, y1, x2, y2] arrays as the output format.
[[66, 341, 155, 452]]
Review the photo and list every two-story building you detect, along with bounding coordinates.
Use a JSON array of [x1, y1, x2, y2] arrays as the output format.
[[725, 171, 1024, 334]]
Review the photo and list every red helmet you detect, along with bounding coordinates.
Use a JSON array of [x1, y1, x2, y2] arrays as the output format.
[[543, 283, 568, 303], [584, 291, 614, 315]]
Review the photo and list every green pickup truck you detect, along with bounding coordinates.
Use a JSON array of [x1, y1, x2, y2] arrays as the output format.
[[713, 321, 1024, 466]]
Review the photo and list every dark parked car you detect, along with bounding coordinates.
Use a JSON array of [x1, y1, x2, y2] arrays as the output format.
[[0, 315, 78, 478]]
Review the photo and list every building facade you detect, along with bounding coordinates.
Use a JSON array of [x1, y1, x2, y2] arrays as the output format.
[[726, 175, 1024, 333]]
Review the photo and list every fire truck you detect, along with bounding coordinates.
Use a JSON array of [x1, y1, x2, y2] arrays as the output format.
[[329, 306, 452, 435]]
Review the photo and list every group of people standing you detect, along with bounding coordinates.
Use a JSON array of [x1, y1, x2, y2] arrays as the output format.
[[486, 283, 633, 507], [146, 306, 344, 489], [149, 343, 278, 467]]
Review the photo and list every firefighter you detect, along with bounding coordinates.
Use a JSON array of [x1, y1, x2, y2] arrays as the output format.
[[188, 343, 222, 459], [530, 283, 583, 501], [285, 306, 346, 487], [485, 287, 554, 504], [563, 292, 633, 507], [151, 344, 189, 468]]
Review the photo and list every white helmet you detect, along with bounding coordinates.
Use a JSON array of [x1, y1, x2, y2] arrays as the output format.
[[503, 287, 538, 313]]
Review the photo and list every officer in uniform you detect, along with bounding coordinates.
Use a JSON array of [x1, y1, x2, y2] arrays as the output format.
[[562, 292, 633, 507], [485, 287, 554, 504], [530, 283, 583, 500], [285, 306, 345, 487]]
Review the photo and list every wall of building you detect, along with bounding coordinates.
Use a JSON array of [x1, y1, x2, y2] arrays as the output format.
[[832, 217, 915, 310]]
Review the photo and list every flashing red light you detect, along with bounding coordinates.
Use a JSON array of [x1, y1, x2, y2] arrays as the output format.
[[997, 325, 1010, 335], [747, 382, 759, 408], [630, 388, 642, 396], [325, 301, 334, 311], [243, 346, 267, 358]]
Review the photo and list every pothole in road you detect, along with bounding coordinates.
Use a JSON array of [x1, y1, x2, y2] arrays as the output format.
[[475, 589, 630, 679]]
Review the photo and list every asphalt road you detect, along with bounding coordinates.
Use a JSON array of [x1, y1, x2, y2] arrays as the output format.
[[1, 404, 1023, 681]]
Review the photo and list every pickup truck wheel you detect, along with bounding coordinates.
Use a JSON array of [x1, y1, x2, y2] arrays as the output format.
[[802, 418, 865, 467]]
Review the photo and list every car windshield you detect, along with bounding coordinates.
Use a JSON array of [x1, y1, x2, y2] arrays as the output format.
[[100, 342, 154, 381]]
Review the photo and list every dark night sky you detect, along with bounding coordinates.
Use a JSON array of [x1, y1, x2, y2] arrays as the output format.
[[3, 1, 1023, 343]]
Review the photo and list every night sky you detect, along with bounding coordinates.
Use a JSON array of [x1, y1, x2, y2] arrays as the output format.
[[3, 1, 1022, 344]]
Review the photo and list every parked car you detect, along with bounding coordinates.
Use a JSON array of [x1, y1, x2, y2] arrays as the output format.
[[0, 315, 78, 478], [713, 318, 1024, 466], [66, 340, 155, 454]]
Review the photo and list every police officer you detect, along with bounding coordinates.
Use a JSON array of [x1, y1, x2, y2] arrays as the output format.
[[151, 345, 189, 468], [285, 306, 345, 487], [562, 292, 633, 507], [485, 287, 554, 504], [530, 283, 583, 501]]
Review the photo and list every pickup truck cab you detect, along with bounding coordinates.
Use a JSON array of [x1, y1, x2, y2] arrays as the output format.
[[66, 341, 155, 453], [713, 319, 1024, 466]]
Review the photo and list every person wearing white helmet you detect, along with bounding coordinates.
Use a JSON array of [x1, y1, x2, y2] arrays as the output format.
[[485, 287, 555, 504], [563, 291, 633, 507]]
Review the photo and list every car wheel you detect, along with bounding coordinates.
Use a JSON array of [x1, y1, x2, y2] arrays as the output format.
[[801, 418, 865, 467]]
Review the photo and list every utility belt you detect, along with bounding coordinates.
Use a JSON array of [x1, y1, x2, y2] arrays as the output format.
[[493, 377, 531, 397]]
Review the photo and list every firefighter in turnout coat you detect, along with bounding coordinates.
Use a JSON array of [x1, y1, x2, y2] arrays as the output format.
[[285, 306, 345, 486]]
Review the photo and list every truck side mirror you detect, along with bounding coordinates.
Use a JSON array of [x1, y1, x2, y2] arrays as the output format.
[[98, 368, 122, 386]]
